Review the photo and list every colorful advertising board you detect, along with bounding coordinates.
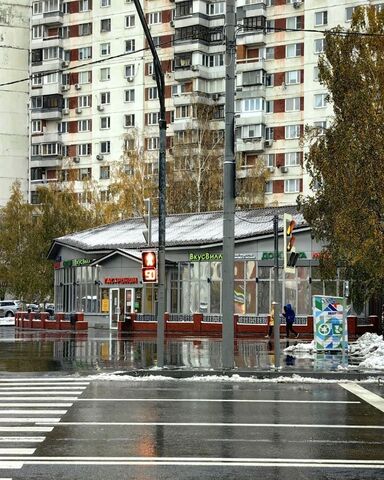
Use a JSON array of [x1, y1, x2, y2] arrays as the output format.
[[313, 295, 348, 351]]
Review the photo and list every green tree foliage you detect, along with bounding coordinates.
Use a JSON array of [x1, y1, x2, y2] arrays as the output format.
[[298, 6, 384, 308]]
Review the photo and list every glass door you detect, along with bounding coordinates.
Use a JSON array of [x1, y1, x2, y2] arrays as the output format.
[[124, 288, 134, 317], [110, 288, 120, 329]]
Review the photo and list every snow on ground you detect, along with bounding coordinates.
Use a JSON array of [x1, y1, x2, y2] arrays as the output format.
[[0, 317, 15, 326], [283, 333, 384, 371]]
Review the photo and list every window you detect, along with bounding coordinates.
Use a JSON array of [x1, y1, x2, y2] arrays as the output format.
[[243, 16, 265, 30], [43, 0, 60, 13], [100, 67, 110, 81], [345, 6, 356, 22], [285, 97, 300, 112], [147, 12, 162, 24], [285, 152, 300, 166], [265, 47, 274, 60], [100, 91, 110, 104], [79, 71, 91, 84], [78, 143, 91, 156], [265, 100, 273, 113], [265, 127, 274, 140], [175, 105, 190, 118], [58, 121, 68, 134], [79, 47, 92, 60], [43, 47, 60, 60], [314, 38, 325, 54], [32, 145, 40, 156], [285, 70, 301, 85], [125, 89, 135, 102], [125, 39, 135, 53], [242, 124, 263, 139], [264, 153, 275, 167], [285, 125, 301, 139], [45, 72, 58, 84], [32, 74, 43, 87], [147, 87, 158, 100], [266, 19, 275, 33], [31, 120, 42, 133], [100, 116, 111, 129], [100, 141, 111, 154], [78, 95, 91, 108], [78, 119, 91, 132], [313, 66, 319, 82], [100, 43, 110, 56], [79, 0, 90, 11], [100, 166, 110, 179], [147, 137, 159, 150], [41, 143, 61, 155], [206, 2, 224, 15], [242, 97, 264, 112], [286, 43, 302, 58], [147, 112, 159, 125], [315, 11, 328, 26], [314, 93, 327, 108], [285, 179, 300, 193], [265, 181, 273, 194], [32, 25, 44, 39], [32, 2, 42, 14], [242, 70, 264, 86], [265, 73, 274, 87], [101, 0, 111, 6], [100, 18, 111, 32], [125, 64, 135, 78], [202, 54, 224, 67], [79, 23, 92, 36], [286, 16, 303, 30], [176, 1, 192, 17], [125, 15, 135, 27], [124, 114, 135, 127], [314, 120, 327, 135], [31, 96, 42, 109]]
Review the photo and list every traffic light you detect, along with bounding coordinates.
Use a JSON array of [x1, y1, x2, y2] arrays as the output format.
[[141, 250, 157, 283], [283, 213, 299, 273]]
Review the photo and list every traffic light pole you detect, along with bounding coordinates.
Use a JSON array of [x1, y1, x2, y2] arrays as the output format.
[[273, 214, 280, 370], [222, 0, 236, 370], [133, 0, 166, 367]]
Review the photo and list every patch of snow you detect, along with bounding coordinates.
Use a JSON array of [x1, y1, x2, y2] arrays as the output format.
[[284, 340, 316, 354], [349, 333, 384, 371], [0, 317, 15, 326]]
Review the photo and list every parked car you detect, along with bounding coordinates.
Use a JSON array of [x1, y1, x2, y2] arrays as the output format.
[[26, 303, 40, 313], [45, 303, 55, 316], [0, 300, 23, 318]]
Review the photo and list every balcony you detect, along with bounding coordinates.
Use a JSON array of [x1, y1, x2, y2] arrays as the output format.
[[236, 137, 265, 153], [31, 107, 62, 121], [42, 10, 63, 26], [31, 59, 62, 74]]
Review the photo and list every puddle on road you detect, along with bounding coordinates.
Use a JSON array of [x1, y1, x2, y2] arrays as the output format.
[[0, 327, 349, 374]]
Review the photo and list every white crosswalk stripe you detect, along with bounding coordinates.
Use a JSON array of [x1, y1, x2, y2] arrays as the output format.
[[0, 378, 89, 476]]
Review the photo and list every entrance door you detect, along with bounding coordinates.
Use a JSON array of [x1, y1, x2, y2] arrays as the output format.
[[124, 288, 135, 317], [110, 288, 120, 329]]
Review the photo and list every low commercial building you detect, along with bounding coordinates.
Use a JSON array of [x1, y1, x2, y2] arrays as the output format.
[[48, 206, 340, 329]]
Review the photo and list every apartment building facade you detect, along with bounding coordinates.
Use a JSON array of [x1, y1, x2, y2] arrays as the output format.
[[29, 0, 378, 206], [0, 0, 30, 207]]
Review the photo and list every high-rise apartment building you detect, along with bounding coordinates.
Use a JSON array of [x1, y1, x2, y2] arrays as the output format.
[[29, 0, 379, 206], [0, 0, 30, 207]]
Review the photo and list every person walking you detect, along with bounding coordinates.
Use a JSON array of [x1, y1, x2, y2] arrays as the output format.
[[265, 305, 275, 338], [283, 303, 299, 338]]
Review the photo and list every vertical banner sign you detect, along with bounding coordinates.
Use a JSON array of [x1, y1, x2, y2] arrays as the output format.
[[313, 296, 348, 351]]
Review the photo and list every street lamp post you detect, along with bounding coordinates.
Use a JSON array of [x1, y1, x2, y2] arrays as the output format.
[[132, 0, 166, 367]]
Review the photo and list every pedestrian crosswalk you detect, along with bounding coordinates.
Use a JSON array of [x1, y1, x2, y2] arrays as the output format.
[[0, 377, 89, 478]]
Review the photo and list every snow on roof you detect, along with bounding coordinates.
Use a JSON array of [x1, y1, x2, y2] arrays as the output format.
[[52, 206, 307, 253]]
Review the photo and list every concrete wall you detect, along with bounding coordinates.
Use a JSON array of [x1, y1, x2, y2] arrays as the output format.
[[0, 1, 30, 206]]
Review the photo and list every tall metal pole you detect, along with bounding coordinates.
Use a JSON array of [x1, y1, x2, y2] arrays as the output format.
[[273, 214, 280, 369], [222, 0, 236, 369], [132, 0, 166, 367]]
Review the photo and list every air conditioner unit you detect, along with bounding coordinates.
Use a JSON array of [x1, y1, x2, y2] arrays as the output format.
[[191, 65, 199, 72], [61, 85, 70, 92], [62, 108, 70, 115], [127, 76, 134, 82], [267, 166, 275, 173], [96, 154, 104, 161], [75, 83, 81, 90], [170, 20, 174, 27], [75, 107, 82, 114], [97, 104, 104, 111], [280, 166, 288, 173], [62, 61, 69, 68], [293, 0, 302, 8], [73, 156, 80, 163], [212, 93, 220, 101], [264, 139, 273, 147]]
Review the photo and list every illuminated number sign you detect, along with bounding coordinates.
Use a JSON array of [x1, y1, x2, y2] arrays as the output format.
[[141, 251, 157, 283]]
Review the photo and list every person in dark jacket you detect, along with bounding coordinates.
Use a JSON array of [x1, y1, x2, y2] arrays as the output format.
[[283, 304, 299, 338]]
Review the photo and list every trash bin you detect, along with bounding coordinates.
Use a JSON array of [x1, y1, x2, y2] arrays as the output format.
[[70, 313, 77, 325]]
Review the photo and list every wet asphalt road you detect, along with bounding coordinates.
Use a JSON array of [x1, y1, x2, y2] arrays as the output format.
[[0, 377, 383, 479]]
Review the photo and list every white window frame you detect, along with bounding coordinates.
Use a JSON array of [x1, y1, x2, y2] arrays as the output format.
[[314, 38, 325, 54], [125, 89, 135, 102], [148, 87, 158, 100], [125, 39, 135, 53], [284, 179, 300, 193], [79, 47, 92, 60], [100, 141, 111, 154], [147, 112, 159, 125], [148, 11, 162, 25], [285, 70, 300, 85], [265, 181, 273, 195], [125, 64, 135, 78], [242, 97, 264, 113], [285, 97, 300, 112], [100, 67, 111, 81], [100, 0, 111, 6], [78, 143, 91, 156], [286, 43, 301, 58], [78, 119, 91, 132], [314, 93, 327, 109], [100, 116, 111, 129], [31, 120, 43, 133], [32, 25, 44, 39], [78, 95, 91, 108], [100, 43, 110, 56], [79, 0, 90, 12], [79, 71, 91, 84], [100, 91, 110, 104], [125, 15, 135, 27], [124, 114, 135, 127], [100, 18, 111, 32], [315, 11, 328, 26], [147, 137, 159, 150], [285, 124, 301, 139], [285, 152, 300, 166]]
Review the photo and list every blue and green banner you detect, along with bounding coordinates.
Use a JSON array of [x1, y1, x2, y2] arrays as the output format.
[[313, 295, 348, 351]]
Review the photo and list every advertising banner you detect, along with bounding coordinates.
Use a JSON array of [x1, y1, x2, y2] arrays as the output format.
[[313, 295, 348, 351]]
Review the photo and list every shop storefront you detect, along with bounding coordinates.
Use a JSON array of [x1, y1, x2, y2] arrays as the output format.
[[48, 207, 344, 329]]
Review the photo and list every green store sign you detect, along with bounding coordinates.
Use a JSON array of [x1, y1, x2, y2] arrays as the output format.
[[188, 252, 223, 261], [63, 258, 92, 268], [261, 252, 307, 260]]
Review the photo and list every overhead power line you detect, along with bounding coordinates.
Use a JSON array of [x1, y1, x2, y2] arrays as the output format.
[[240, 25, 384, 38]]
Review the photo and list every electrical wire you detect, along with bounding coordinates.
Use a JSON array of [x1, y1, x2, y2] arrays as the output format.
[[234, 212, 275, 225], [240, 24, 384, 38]]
